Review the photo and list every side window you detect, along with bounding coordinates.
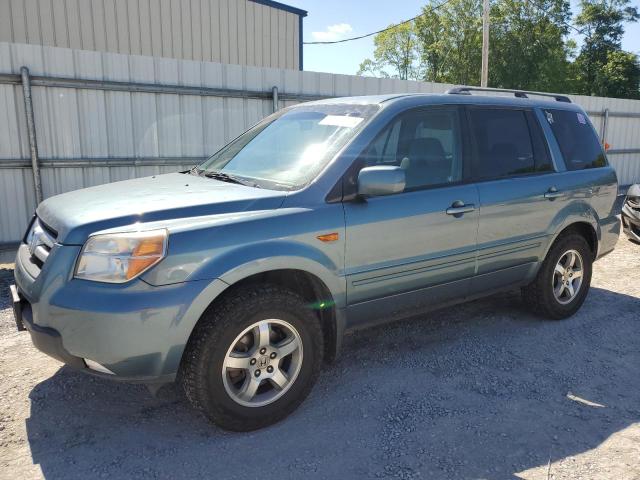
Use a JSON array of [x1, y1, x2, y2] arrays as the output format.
[[362, 119, 401, 166], [360, 108, 463, 190], [544, 109, 607, 170], [526, 111, 553, 173], [469, 108, 548, 179]]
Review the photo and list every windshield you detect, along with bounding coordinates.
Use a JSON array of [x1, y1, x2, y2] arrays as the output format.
[[198, 103, 380, 190]]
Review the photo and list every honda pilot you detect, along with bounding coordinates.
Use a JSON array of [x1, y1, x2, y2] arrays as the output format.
[[11, 88, 620, 431]]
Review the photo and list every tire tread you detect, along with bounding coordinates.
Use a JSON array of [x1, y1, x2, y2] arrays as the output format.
[[181, 284, 323, 431], [522, 233, 593, 320]]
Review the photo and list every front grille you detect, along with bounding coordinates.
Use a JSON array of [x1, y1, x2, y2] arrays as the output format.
[[627, 197, 640, 212], [26, 218, 57, 268]]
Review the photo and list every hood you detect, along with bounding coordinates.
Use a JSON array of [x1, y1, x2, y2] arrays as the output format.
[[37, 173, 287, 244]]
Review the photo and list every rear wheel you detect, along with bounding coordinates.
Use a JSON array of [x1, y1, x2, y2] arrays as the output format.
[[180, 285, 324, 431], [522, 233, 593, 319]]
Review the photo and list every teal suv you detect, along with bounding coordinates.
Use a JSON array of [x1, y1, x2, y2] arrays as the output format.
[[11, 88, 620, 430]]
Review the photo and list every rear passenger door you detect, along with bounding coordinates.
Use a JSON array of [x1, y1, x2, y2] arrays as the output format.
[[467, 107, 565, 294]]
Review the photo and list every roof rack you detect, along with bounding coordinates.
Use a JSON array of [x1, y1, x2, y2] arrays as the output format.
[[445, 86, 572, 103]]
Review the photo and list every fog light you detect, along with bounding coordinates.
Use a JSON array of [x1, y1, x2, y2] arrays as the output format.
[[84, 358, 115, 375]]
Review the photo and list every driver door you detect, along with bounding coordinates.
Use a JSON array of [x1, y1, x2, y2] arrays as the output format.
[[343, 106, 479, 328]]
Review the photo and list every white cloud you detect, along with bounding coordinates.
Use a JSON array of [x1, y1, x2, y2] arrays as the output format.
[[311, 23, 353, 42]]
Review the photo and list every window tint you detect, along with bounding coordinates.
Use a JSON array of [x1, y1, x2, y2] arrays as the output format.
[[544, 109, 607, 170], [361, 108, 463, 190], [469, 108, 545, 179], [526, 110, 553, 173]]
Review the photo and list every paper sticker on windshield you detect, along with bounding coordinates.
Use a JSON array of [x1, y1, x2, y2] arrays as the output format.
[[577, 113, 587, 124], [319, 115, 364, 128]]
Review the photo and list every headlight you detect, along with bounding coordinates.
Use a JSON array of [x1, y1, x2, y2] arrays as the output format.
[[74, 229, 168, 283]]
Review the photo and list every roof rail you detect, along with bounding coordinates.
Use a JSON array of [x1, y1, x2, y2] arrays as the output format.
[[445, 86, 572, 103]]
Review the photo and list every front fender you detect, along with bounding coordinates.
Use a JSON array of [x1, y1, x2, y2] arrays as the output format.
[[157, 241, 346, 376], [191, 239, 346, 309]]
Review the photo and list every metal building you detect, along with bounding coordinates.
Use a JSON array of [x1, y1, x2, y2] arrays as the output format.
[[0, 0, 307, 70]]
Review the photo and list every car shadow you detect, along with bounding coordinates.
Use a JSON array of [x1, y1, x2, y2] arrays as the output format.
[[25, 287, 639, 479]]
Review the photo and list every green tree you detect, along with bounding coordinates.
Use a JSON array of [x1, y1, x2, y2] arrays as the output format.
[[357, 0, 639, 99], [573, 0, 639, 97], [599, 50, 640, 98], [414, 0, 483, 85], [357, 22, 420, 80], [489, 0, 573, 92], [362, 0, 572, 89]]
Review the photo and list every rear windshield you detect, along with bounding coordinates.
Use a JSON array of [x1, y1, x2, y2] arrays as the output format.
[[544, 109, 607, 170]]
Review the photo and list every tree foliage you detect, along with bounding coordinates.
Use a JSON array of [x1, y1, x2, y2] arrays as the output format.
[[414, 0, 483, 85], [357, 0, 640, 99], [573, 0, 639, 97], [357, 22, 420, 80], [597, 50, 640, 98], [489, 0, 572, 92]]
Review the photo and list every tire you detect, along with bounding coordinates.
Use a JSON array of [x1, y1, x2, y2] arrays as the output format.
[[180, 284, 324, 431], [522, 233, 593, 320]]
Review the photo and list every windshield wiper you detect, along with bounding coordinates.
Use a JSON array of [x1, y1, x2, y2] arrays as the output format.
[[201, 170, 260, 188]]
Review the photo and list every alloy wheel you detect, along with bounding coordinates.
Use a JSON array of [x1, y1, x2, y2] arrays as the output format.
[[552, 249, 584, 305], [221, 319, 303, 408]]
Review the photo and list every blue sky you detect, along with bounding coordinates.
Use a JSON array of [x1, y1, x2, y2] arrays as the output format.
[[291, 0, 640, 76]]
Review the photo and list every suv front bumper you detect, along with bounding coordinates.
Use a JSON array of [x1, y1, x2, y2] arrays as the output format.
[[12, 243, 228, 384], [11, 285, 86, 369], [10, 281, 183, 383]]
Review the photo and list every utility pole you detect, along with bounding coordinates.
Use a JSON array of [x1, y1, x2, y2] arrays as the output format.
[[481, 0, 489, 87]]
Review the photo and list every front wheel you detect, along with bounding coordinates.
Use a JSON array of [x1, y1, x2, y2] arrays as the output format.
[[522, 233, 593, 319], [180, 285, 324, 431]]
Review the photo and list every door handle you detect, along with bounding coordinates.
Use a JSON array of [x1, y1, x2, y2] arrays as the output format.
[[446, 200, 476, 216], [544, 187, 563, 200]]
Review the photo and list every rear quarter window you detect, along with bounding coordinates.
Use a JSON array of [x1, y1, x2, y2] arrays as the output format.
[[544, 109, 607, 170]]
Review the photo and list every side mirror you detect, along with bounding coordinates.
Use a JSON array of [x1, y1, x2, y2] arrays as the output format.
[[357, 166, 406, 197]]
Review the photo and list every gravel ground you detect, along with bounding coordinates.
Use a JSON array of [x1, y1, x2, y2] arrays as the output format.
[[0, 238, 638, 480]]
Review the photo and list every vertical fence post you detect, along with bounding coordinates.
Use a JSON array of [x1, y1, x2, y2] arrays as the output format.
[[272, 86, 279, 113], [600, 108, 609, 147], [20, 66, 43, 204]]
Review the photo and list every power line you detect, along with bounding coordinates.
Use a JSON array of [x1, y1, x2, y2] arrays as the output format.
[[302, 0, 457, 45], [304, 0, 587, 46]]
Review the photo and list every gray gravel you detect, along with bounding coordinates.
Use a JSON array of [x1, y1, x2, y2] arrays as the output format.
[[1, 238, 639, 480]]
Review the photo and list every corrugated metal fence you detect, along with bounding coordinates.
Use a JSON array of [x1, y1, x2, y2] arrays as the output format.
[[1, 41, 640, 251], [0, 0, 303, 70]]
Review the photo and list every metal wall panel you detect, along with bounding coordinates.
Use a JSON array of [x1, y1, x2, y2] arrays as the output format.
[[0, 41, 639, 248], [0, 0, 302, 70], [0, 168, 37, 244]]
